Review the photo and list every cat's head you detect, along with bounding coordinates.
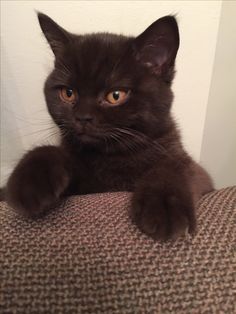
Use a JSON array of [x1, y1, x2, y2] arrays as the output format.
[[38, 13, 179, 152]]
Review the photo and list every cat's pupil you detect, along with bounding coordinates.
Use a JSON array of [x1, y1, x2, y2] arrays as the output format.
[[66, 89, 73, 98], [113, 91, 120, 100]]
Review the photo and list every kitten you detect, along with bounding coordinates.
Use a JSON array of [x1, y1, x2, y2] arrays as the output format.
[[1, 13, 213, 240]]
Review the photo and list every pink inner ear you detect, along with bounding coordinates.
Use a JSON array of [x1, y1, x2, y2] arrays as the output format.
[[136, 42, 170, 75], [133, 16, 179, 76]]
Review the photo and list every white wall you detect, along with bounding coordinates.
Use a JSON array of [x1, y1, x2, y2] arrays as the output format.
[[200, 1, 236, 189], [1, 1, 222, 185]]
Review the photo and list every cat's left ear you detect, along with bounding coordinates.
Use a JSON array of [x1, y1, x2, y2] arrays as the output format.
[[133, 16, 179, 77], [37, 12, 70, 57]]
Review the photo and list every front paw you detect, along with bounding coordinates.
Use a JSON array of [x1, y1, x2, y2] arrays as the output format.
[[132, 190, 196, 240], [6, 146, 69, 217]]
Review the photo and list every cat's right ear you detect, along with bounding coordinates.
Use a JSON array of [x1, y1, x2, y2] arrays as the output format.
[[37, 12, 70, 57]]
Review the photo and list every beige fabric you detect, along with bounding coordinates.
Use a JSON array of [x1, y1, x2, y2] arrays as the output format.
[[0, 187, 236, 313]]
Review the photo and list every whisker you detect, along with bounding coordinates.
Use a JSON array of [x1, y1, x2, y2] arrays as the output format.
[[103, 126, 170, 158]]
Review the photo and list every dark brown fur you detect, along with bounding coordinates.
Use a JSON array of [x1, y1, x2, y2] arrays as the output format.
[[2, 13, 213, 240]]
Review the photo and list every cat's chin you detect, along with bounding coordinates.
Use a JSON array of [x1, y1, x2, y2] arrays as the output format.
[[75, 133, 119, 153], [78, 133, 96, 143], [75, 132, 104, 148]]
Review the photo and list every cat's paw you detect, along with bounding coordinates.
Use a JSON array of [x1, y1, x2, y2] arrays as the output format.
[[131, 190, 196, 240], [6, 146, 69, 217]]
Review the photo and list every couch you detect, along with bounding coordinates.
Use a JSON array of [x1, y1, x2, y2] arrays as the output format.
[[0, 187, 235, 313]]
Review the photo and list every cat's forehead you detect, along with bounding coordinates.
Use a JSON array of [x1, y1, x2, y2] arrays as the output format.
[[66, 33, 133, 90], [75, 33, 131, 59]]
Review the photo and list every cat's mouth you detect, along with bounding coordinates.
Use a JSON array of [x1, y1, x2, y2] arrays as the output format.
[[73, 125, 105, 145], [77, 132, 97, 141]]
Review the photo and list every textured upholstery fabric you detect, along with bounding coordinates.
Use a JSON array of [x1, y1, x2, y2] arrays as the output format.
[[0, 187, 236, 313]]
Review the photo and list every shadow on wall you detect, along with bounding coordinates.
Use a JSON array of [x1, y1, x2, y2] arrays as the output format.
[[1, 43, 25, 185], [200, 1, 236, 189]]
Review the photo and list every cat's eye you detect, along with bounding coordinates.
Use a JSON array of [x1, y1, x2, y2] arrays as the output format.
[[106, 90, 129, 105], [60, 87, 77, 103]]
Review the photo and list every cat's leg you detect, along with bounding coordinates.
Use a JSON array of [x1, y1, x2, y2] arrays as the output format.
[[5, 146, 71, 217], [131, 165, 197, 240]]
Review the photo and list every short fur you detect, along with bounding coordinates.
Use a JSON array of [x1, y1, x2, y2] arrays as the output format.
[[2, 13, 213, 240]]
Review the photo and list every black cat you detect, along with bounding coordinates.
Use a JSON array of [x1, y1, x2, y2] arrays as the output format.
[[1, 13, 213, 240]]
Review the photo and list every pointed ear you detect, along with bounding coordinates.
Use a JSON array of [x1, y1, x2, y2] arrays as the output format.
[[133, 16, 179, 77], [37, 12, 70, 57]]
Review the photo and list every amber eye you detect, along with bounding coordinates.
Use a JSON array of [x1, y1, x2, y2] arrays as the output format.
[[60, 87, 77, 103], [106, 90, 129, 105]]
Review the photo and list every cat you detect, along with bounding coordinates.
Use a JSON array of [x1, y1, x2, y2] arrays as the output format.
[[1, 13, 213, 240]]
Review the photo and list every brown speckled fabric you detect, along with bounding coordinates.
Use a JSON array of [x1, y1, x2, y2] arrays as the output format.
[[1, 187, 236, 313]]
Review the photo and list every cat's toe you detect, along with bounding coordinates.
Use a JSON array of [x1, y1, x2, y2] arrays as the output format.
[[132, 194, 196, 241], [7, 183, 58, 217], [6, 165, 69, 217]]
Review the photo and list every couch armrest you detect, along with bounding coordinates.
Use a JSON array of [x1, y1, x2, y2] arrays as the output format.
[[1, 187, 236, 313]]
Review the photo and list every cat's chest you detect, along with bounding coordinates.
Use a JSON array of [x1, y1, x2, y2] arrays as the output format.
[[71, 152, 149, 194]]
